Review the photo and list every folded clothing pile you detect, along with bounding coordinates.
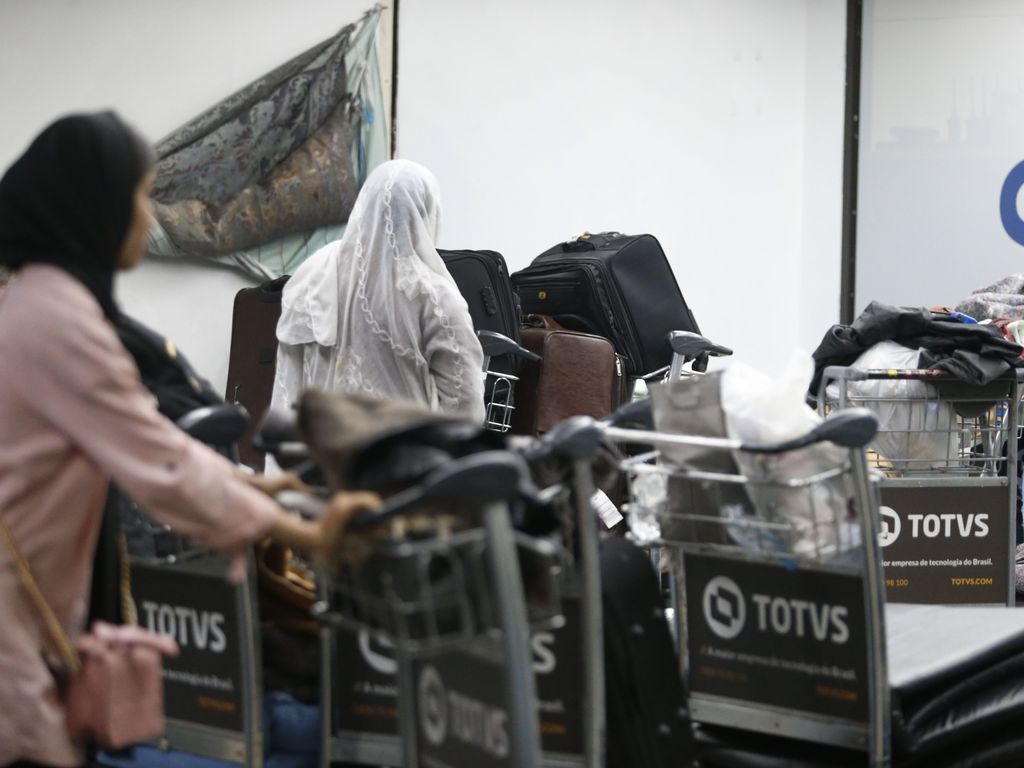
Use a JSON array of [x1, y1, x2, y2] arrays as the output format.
[[810, 301, 1023, 397]]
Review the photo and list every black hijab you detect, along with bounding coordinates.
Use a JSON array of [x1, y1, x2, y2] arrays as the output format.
[[0, 111, 155, 320]]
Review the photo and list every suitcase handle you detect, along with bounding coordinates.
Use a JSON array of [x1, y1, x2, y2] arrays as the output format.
[[560, 231, 626, 252], [523, 314, 565, 331], [561, 238, 596, 253]]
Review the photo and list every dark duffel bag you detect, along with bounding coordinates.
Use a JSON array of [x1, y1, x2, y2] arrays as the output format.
[[512, 232, 700, 377]]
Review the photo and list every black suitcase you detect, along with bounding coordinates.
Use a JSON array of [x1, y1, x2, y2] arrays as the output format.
[[512, 232, 700, 377], [438, 248, 521, 343], [439, 249, 522, 402]]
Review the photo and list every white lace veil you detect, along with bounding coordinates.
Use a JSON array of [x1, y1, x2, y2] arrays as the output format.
[[275, 159, 483, 417]]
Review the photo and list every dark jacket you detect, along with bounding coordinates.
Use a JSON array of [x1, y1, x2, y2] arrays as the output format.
[[810, 302, 1023, 398]]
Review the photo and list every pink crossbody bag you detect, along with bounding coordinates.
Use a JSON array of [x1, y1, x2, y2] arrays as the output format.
[[0, 518, 179, 748]]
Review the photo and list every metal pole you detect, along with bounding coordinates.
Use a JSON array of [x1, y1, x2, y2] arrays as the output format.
[[318, 579, 333, 768], [397, 654, 418, 768], [234, 558, 264, 767], [840, 0, 865, 323], [850, 450, 891, 766], [573, 460, 606, 768], [483, 501, 543, 767], [668, 352, 685, 382]]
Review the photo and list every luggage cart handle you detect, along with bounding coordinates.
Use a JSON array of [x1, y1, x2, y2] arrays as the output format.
[[176, 403, 250, 447], [252, 407, 311, 467], [822, 365, 946, 382], [526, 415, 606, 461], [478, 330, 542, 364], [663, 331, 733, 376], [742, 408, 878, 454], [823, 365, 1024, 383], [604, 398, 654, 430], [604, 407, 878, 453], [668, 330, 733, 360], [347, 450, 542, 530]]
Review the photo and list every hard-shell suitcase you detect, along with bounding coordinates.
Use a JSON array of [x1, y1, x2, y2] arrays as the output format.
[[512, 232, 699, 377], [510, 315, 627, 436], [224, 275, 289, 469]]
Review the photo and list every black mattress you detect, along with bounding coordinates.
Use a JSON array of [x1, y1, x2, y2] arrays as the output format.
[[696, 604, 1024, 768]]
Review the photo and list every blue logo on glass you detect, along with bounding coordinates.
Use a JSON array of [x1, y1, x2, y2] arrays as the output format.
[[1000, 161, 1024, 245]]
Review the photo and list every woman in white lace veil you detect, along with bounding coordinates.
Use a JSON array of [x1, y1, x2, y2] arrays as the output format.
[[272, 159, 485, 421]]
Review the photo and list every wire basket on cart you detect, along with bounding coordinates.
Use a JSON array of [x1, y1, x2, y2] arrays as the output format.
[[818, 367, 1023, 478], [314, 451, 567, 655], [484, 368, 522, 432], [479, 330, 541, 433], [319, 524, 564, 654]]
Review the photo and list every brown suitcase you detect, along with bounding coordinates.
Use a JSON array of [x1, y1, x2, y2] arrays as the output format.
[[224, 275, 289, 468], [511, 315, 627, 436]]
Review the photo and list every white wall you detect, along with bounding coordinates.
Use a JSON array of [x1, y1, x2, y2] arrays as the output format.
[[1, 0, 846, 386], [0, 0, 391, 392], [800, 0, 848, 350], [397, 0, 847, 373]]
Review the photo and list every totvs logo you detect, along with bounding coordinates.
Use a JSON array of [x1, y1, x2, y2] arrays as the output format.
[[140, 602, 226, 653], [702, 576, 746, 640], [417, 665, 509, 759], [702, 577, 850, 645], [877, 506, 989, 546]]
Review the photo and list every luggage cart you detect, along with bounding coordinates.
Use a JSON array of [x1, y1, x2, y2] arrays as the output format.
[[258, 397, 605, 767], [479, 330, 542, 433], [314, 451, 563, 768], [109, 405, 266, 767], [820, 367, 1024, 605], [602, 404, 890, 763], [298, 418, 607, 768]]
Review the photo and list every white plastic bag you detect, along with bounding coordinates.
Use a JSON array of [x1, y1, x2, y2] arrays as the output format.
[[832, 341, 956, 471], [722, 354, 855, 557]]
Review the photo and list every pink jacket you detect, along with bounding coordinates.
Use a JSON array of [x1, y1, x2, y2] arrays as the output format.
[[0, 265, 279, 766]]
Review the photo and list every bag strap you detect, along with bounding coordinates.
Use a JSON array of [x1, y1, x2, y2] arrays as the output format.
[[0, 516, 82, 673], [117, 531, 137, 625], [523, 314, 565, 331]]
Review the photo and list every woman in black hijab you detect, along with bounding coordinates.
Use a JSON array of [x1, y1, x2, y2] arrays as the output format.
[[0, 111, 155, 317], [0, 113, 376, 767]]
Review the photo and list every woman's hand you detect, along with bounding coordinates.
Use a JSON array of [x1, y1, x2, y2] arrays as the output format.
[[244, 471, 309, 497], [267, 490, 382, 563], [315, 491, 382, 567]]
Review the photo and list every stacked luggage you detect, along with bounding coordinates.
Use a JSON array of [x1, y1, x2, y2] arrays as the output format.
[[512, 231, 701, 377], [441, 232, 706, 435]]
